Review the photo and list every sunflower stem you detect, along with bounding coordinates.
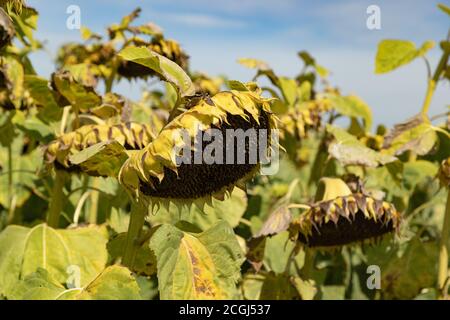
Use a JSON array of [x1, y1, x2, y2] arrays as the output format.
[[47, 170, 65, 228], [301, 247, 316, 279], [437, 189, 450, 298], [123, 200, 147, 268], [88, 178, 100, 225], [6, 143, 14, 224], [421, 43, 449, 116]]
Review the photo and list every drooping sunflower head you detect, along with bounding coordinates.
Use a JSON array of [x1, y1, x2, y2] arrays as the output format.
[[118, 38, 189, 79], [118, 86, 277, 208], [289, 178, 401, 248], [44, 122, 154, 176]]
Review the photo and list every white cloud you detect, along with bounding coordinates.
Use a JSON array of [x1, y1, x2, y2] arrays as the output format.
[[155, 12, 247, 28]]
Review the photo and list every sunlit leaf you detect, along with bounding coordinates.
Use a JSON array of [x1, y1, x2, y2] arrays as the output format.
[[0, 224, 109, 298], [118, 46, 195, 98], [149, 221, 244, 300], [375, 39, 434, 74]]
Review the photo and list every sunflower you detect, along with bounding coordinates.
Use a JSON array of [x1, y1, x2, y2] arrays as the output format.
[[289, 178, 401, 247], [44, 122, 154, 176], [119, 85, 277, 209]]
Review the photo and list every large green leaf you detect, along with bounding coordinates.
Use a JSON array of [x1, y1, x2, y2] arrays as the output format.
[[262, 231, 304, 275], [12, 110, 54, 142], [118, 46, 195, 98], [375, 39, 434, 74], [0, 137, 41, 207], [148, 188, 247, 230], [326, 125, 397, 167], [0, 224, 108, 298], [9, 266, 142, 300], [149, 221, 244, 300], [366, 237, 438, 299]]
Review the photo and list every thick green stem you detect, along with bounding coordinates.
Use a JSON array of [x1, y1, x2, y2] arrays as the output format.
[[88, 178, 100, 225], [421, 46, 449, 116], [123, 201, 147, 268], [301, 247, 316, 279], [47, 171, 65, 228], [437, 189, 450, 298]]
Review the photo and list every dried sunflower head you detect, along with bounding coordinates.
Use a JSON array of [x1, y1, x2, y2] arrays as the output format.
[[119, 86, 277, 208], [56, 43, 115, 68], [289, 178, 401, 248], [118, 38, 189, 79], [44, 122, 154, 176]]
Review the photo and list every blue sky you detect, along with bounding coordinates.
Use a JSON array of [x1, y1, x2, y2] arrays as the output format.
[[27, 0, 450, 127]]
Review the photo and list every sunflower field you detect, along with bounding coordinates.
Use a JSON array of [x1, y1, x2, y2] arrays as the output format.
[[0, 1, 449, 301]]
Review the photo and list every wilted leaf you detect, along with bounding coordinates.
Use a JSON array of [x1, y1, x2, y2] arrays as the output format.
[[375, 39, 434, 74], [149, 221, 244, 300], [118, 46, 195, 98], [382, 114, 437, 156], [69, 140, 128, 177], [255, 205, 292, 238], [0, 224, 109, 298], [327, 125, 397, 167], [51, 70, 101, 110]]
